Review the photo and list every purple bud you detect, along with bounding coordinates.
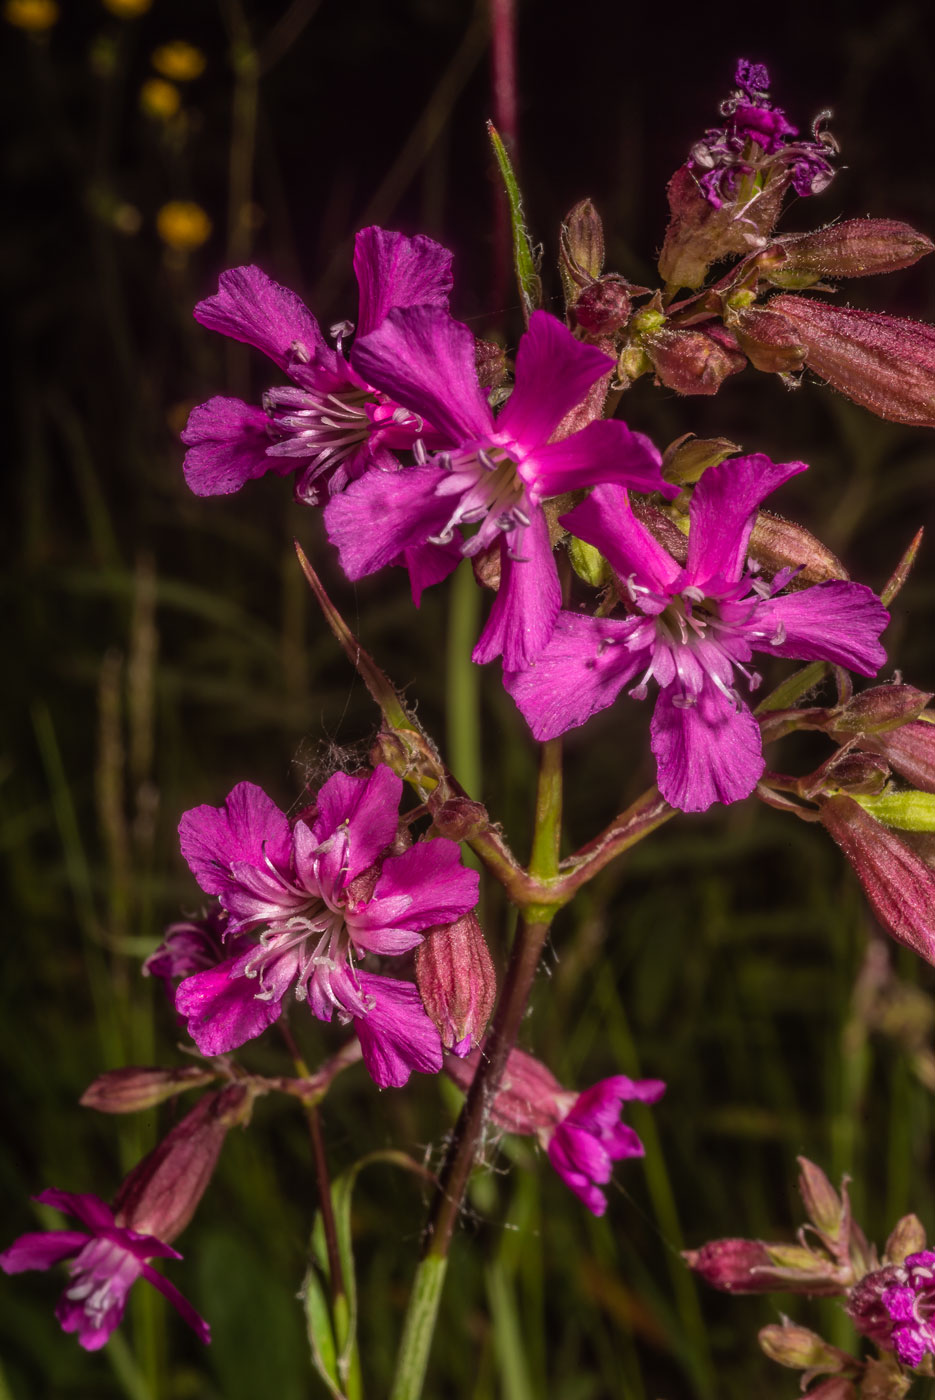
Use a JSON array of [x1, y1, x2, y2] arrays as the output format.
[[426, 791, 489, 842], [684, 1238, 778, 1293], [830, 685, 933, 737], [642, 324, 747, 395], [859, 719, 935, 792], [819, 794, 935, 964], [766, 219, 933, 289], [573, 277, 632, 337], [113, 1085, 252, 1242], [727, 305, 807, 373], [80, 1065, 217, 1114], [770, 295, 935, 427], [416, 911, 496, 1055]]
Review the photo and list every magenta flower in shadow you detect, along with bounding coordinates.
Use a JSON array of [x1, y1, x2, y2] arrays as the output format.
[[181, 226, 452, 504], [325, 307, 672, 668], [848, 1251, 935, 1367], [0, 1189, 209, 1352], [174, 765, 479, 1088], [505, 454, 889, 812], [446, 1047, 664, 1216]]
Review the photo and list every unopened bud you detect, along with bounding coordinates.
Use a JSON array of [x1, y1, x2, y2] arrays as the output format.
[[819, 794, 935, 964], [758, 1321, 851, 1373], [416, 912, 496, 1055], [831, 685, 933, 737], [860, 1357, 912, 1400], [80, 1065, 217, 1114], [886, 1214, 927, 1264], [573, 277, 632, 336], [765, 220, 933, 289], [567, 535, 610, 587], [642, 325, 746, 396], [770, 295, 935, 427], [803, 749, 890, 799], [426, 791, 489, 842], [798, 1158, 846, 1243], [684, 1238, 775, 1292], [859, 717, 935, 791], [630, 500, 689, 564], [727, 306, 807, 373], [749, 509, 848, 586], [560, 198, 605, 297], [802, 1381, 857, 1400], [661, 433, 740, 486], [113, 1085, 252, 1241]]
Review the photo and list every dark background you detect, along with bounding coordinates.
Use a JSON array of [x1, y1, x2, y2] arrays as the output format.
[[3, 1, 935, 1396]]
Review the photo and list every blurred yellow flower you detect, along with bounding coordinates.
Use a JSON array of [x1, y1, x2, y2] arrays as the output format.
[[4, 0, 59, 30], [151, 40, 206, 81], [156, 201, 212, 252], [140, 77, 181, 120], [101, 0, 152, 17]]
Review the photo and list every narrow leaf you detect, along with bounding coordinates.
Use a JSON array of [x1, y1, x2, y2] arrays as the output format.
[[487, 121, 542, 321]]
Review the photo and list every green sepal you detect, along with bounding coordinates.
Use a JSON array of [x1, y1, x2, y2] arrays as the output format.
[[852, 790, 935, 831]]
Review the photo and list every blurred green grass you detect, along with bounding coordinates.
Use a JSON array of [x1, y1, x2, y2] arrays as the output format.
[[3, 2, 935, 1397]]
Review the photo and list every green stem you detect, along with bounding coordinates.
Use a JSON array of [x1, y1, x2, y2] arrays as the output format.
[[446, 561, 482, 799], [390, 742, 563, 1398]]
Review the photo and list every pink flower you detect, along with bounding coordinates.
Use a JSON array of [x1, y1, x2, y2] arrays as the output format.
[[848, 1251, 935, 1367], [447, 1048, 664, 1216], [0, 1190, 209, 1352]]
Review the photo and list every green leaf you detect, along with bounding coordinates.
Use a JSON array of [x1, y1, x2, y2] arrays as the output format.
[[487, 122, 542, 322]]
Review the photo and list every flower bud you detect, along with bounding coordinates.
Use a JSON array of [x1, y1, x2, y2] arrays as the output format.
[[770, 295, 935, 427], [727, 306, 807, 373], [802, 1380, 857, 1400], [573, 277, 632, 336], [642, 324, 747, 395], [560, 198, 605, 292], [445, 1045, 563, 1134], [749, 509, 848, 586], [113, 1085, 252, 1242], [798, 1157, 846, 1244], [567, 535, 611, 587], [819, 794, 935, 964], [859, 718, 935, 791], [758, 1321, 853, 1373], [80, 1065, 217, 1114], [416, 912, 496, 1055], [860, 1357, 913, 1400], [426, 791, 489, 842], [683, 1238, 779, 1293], [661, 433, 740, 486], [830, 685, 933, 737], [886, 1215, 927, 1265], [765, 220, 933, 289]]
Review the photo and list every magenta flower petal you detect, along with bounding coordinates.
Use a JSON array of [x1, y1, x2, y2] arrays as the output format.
[[193, 264, 332, 377], [175, 961, 286, 1055], [0, 1231, 90, 1272], [562, 484, 683, 594], [651, 686, 765, 812], [351, 305, 491, 444], [353, 973, 444, 1088], [352, 227, 453, 339], [750, 581, 888, 673], [363, 839, 480, 934], [308, 766, 403, 883], [531, 420, 670, 498], [569, 1075, 666, 1133], [496, 310, 613, 445], [686, 453, 808, 587], [504, 612, 647, 739], [181, 397, 286, 497], [324, 464, 455, 579], [471, 516, 562, 669], [35, 1189, 116, 1231], [179, 782, 292, 903], [139, 1264, 211, 1345], [400, 540, 462, 606]]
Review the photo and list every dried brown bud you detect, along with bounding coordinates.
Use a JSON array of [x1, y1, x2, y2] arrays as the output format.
[[798, 1158, 846, 1245], [642, 324, 746, 396], [885, 1214, 927, 1264], [770, 295, 935, 427], [661, 433, 740, 486], [113, 1085, 252, 1242], [727, 306, 807, 373], [766, 219, 933, 289], [416, 911, 496, 1054], [659, 162, 789, 291], [560, 198, 605, 293], [80, 1065, 217, 1114], [819, 794, 935, 964], [749, 509, 848, 586]]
